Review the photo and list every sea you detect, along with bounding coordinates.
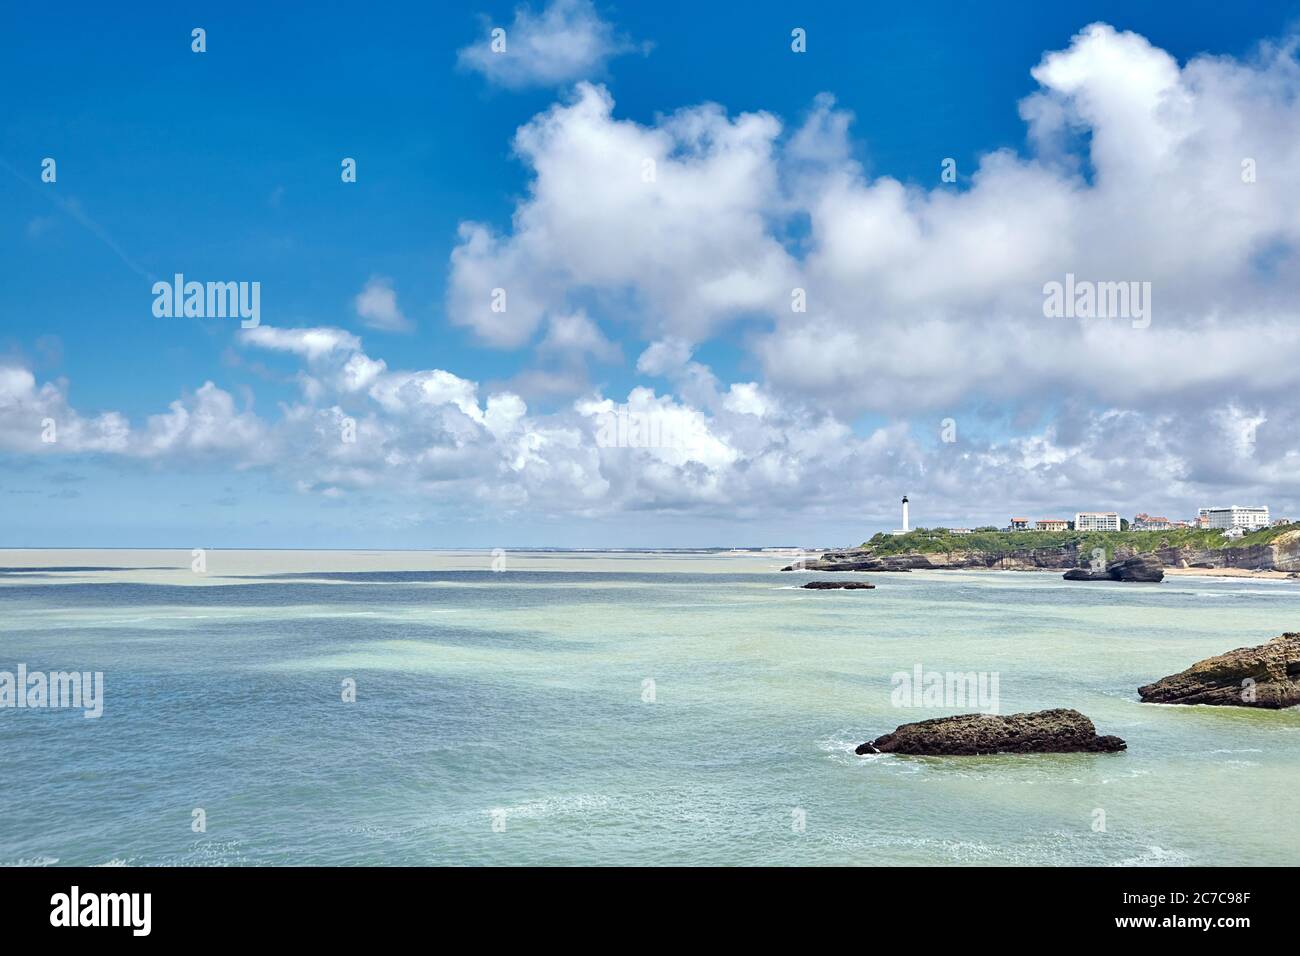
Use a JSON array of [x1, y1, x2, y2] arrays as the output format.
[[1, 549, 1296, 866]]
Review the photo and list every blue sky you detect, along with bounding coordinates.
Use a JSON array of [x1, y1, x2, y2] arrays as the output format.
[[4, 1, 1300, 548]]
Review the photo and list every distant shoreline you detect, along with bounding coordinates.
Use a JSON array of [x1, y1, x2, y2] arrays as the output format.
[[1163, 567, 1297, 579], [879, 565, 1299, 580], [920, 565, 1299, 580]]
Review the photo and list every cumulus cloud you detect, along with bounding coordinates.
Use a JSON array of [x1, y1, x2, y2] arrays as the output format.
[[0, 363, 264, 461], [538, 310, 620, 363], [447, 24, 1300, 421], [140, 382, 269, 460], [0, 365, 129, 454], [353, 276, 411, 332], [636, 338, 693, 376], [448, 82, 797, 347], [3, 328, 1298, 528], [457, 0, 637, 89], [777, 24, 1300, 409], [6, 24, 1300, 534]]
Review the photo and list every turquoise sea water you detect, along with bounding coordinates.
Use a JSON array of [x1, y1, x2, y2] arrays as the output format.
[[1, 550, 1297, 866]]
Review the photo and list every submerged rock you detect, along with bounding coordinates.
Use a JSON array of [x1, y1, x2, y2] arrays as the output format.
[[1138, 632, 1300, 708], [1063, 553, 1164, 583], [800, 580, 875, 590], [855, 708, 1126, 756]]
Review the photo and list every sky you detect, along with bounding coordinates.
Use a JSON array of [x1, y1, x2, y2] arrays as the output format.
[[3, 0, 1300, 549]]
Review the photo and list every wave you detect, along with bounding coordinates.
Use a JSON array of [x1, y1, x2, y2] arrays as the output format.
[[485, 793, 615, 823]]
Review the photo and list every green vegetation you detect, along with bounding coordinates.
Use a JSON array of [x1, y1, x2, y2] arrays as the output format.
[[863, 523, 1300, 556]]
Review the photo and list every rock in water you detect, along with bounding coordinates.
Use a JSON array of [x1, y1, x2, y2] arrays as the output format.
[[1138, 632, 1300, 708], [800, 581, 875, 589], [1110, 554, 1165, 582], [855, 708, 1126, 756], [1063, 553, 1164, 582], [1062, 567, 1109, 581]]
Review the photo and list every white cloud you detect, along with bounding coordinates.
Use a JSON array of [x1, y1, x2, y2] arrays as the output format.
[[759, 24, 1300, 410], [447, 25, 1300, 421], [4, 333, 1300, 527], [353, 276, 411, 332], [7, 24, 1300, 534], [723, 383, 771, 418], [636, 338, 692, 376], [538, 310, 620, 363], [141, 382, 268, 459], [457, 0, 637, 89], [0, 365, 129, 454], [240, 326, 361, 361], [447, 82, 797, 347]]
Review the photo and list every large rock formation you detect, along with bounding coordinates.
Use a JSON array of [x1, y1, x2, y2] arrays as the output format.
[[800, 580, 875, 589], [1063, 553, 1165, 582], [783, 529, 1300, 574], [1153, 530, 1300, 573], [855, 708, 1126, 756], [785, 546, 1075, 572], [1138, 633, 1300, 708]]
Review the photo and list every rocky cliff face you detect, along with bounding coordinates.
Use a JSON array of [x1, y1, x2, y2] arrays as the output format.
[[1154, 531, 1300, 572], [785, 530, 1300, 574], [784, 545, 1084, 572], [1139, 633, 1300, 708]]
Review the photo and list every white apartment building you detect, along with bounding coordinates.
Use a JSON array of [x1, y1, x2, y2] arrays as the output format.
[[1075, 511, 1121, 532], [1200, 506, 1270, 531]]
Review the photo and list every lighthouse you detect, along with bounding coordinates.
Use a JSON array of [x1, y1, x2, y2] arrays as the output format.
[[901, 495, 910, 533]]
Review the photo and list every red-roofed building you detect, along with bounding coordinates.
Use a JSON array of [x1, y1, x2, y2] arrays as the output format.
[[1133, 513, 1172, 531]]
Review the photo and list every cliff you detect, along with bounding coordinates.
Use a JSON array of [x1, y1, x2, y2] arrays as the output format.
[[784, 528, 1300, 573]]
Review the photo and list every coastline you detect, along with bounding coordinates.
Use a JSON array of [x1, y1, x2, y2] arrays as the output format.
[[1163, 566, 1297, 580], [923, 565, 1298, 580], [910, 565, 1299, 580]]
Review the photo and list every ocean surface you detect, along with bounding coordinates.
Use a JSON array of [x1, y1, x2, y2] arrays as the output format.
[[1, 549, 1297, 866]]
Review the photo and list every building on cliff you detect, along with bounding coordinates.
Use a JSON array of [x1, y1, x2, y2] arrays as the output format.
[[1201, 506, 1270, 531], [1133, 513, 1172, 531], [1075, 511, 1121, 532]]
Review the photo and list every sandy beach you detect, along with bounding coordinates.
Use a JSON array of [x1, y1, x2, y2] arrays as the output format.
[[1164, 567, 1298, 580]]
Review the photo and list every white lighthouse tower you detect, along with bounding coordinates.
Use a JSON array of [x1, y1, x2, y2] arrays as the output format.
[[901, 495, 910, 533]]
